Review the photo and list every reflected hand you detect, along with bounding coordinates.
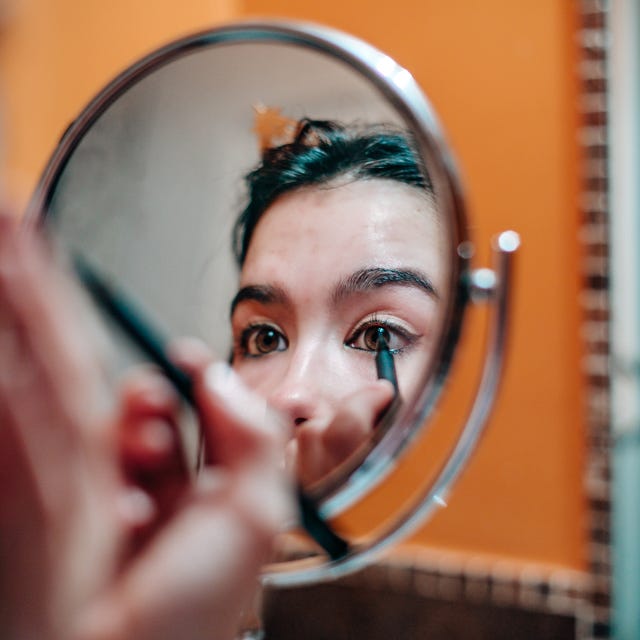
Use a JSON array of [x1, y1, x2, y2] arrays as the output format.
[[288, 380, 395, 488]]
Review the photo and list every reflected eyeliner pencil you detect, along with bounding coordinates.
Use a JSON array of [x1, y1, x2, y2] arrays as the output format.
[[73, 254, 350, 560], [375, 327, 399, 395]]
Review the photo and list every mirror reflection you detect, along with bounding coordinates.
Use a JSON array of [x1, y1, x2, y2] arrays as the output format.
[[42, 40, 450, 492], [230, 119, 445, 488]]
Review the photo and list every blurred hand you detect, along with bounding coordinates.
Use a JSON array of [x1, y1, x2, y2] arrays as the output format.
[[0, 217, 293, 640]]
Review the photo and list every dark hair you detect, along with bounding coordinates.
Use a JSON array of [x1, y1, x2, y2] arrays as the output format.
[[233, 119, 433, 266]]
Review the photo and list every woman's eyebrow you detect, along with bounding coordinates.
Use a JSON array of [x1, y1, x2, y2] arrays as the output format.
[[229, 284, 288, 316], [332, 267, 439, 305]]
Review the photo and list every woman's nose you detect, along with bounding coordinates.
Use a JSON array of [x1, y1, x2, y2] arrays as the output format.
[[267, 351, 334, 427], [268, 375, 326, 427]]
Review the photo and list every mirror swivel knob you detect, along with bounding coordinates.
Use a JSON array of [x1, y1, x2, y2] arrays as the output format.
[[469, 268, 498, 302]]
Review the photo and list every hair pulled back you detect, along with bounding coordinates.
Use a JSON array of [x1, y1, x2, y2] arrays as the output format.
[[233, 119, 433, 266]]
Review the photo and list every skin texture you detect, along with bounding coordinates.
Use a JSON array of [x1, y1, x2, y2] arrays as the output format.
[[0, 217, 293, 640], [231, 178, 447, 487]]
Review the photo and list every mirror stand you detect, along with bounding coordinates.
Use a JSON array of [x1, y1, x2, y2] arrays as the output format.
[[263, 230, 520, 587]]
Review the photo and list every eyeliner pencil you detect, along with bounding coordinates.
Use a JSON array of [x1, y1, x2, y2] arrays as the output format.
[[375, 328, 399, 395]]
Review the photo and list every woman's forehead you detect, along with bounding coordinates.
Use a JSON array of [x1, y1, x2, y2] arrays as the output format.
[[242, 179, 443, 274]]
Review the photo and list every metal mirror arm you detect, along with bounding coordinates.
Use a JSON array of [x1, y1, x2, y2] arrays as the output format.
[[264, 230, 521, 587]]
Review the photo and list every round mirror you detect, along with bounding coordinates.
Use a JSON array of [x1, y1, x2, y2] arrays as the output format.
[[28, 21, 510, 586]]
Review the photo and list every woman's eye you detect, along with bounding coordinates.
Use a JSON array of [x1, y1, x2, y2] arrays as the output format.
[[347, 322, 414, 353], [242, 325, 288, 356], [362, 326, 390, 350]]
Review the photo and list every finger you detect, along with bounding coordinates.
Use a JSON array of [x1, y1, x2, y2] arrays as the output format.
[[118, 369, 182, 467], [0, 405, 51, 638], [323, 379, 394, 458], [0, 403, 46, 528], [116, 369, 189, 539], [119, 368, 181, 417], [0, 220, 126, 629], [0, 222, 117, 508], [74, 366, 295, 639], [195, 362, 288, 469], [293, 422, 331, 488], [0, 221, 112, 440], [195, 362, 294, 534], [284, 437, 298, 476], [0, 276, 78, 507], [293, 380, 394, 487], [76, 484, 275, 640], [166, 338, 218, 464], [0, 232, 124, 589]]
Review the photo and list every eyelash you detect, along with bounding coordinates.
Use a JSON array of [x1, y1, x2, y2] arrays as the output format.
[[346, 314, 419, 355]]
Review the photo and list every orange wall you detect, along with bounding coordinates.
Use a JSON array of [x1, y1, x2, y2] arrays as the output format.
[[239, 0, 585, 569], [0, 1, 585, 570], [0, 0, 237, 207]]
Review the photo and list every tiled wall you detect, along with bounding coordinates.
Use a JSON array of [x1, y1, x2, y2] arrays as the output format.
[[578, 0, 611, 638], [264, 556, 586, 639]]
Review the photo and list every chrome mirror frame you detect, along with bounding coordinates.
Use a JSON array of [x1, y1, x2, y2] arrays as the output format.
[[27, 19, 519, 587]]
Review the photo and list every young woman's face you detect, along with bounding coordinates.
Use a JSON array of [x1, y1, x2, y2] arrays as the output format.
[[230, 178, 447, 483]]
